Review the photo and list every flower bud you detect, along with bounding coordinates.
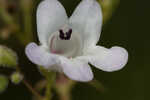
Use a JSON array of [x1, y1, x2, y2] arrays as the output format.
[[11, 72, 23, 84], [0, 45, 18, 68]]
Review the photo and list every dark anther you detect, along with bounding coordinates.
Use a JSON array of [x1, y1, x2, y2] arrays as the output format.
[[59, 29, 64, 39], [59, 29, 72, 40], [65, 29, 72, 40]]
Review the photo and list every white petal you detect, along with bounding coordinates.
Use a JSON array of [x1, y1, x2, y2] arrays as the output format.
[[85, 46, 128, 72], [25, 42, 60, 68], [59, 57, 93, 82], [37, 0, 68, 45], [69, 0, 102, 49]]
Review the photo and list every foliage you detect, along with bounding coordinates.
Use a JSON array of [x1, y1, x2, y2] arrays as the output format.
[[0, 75, 8, 93]]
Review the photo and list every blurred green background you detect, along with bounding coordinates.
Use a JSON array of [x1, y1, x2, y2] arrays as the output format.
[[0, 0, 149, 100]]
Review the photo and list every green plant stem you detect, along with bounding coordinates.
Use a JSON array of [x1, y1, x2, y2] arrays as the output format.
[[20, 0, 34, 44], [15, 66, 44, 100], [54, 75, 76, 100], [45, 81, 51, 100], [40, 67, 56, 100], [45, 72, 56, 100], [58, 88, 71, 100], [23, 79, 44, 100], [89, 79, 106, 93]]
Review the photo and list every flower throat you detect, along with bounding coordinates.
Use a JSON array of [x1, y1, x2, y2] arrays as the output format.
[[59, 29, 72, 40]]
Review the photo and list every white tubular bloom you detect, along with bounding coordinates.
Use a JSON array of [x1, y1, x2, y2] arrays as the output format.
[[25, 0, 128, 82]]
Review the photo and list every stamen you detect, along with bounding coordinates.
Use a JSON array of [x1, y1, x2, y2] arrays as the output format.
[[65, 29, 72, 40], [59, 29, 72, 40], [59, 29, 64, 39]]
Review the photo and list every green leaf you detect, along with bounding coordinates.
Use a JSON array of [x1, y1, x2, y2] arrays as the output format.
[[0, 45, 18, 68], [0, 75, 9, 93]]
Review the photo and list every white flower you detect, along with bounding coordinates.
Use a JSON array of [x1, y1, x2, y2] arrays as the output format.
[[25, 0, 128, 82]]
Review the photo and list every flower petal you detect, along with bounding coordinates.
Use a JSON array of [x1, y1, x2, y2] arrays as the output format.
[[69, 0, 102, 50], [25, 42, 60, 68], [59, 57, 93, 82], [37, 0, 68, 45], [85, 46, 128, 72]]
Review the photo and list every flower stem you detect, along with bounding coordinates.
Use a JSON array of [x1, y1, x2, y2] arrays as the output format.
[[55, 74, 76, 100], [23, 79, 44, 100], [15, 66, 44, 100], [20, 0, 34, 44], [45, 81, 51, 100], [58, 90, 71, 100], [89, 79, 107, 93], [40, 67, 56, 100]]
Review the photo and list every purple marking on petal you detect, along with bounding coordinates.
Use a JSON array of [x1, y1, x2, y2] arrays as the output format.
[[59, 29, 72, 40], [59, 29, 65, 39], [65, 29, 72, 40]]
